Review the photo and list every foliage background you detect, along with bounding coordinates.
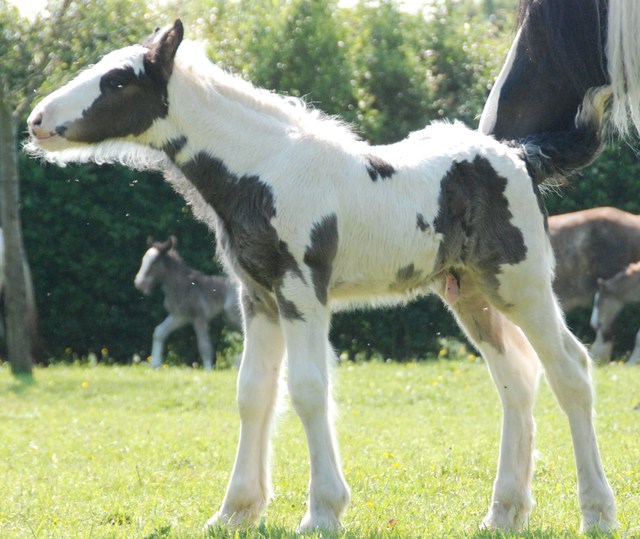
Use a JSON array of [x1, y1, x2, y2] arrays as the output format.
[[3, 0, 640, 362]]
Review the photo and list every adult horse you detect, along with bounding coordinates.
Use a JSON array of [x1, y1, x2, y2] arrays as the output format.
[[134, 236, 241, 370], [480, 0, 640, 141], [26, 21, 616, 533]]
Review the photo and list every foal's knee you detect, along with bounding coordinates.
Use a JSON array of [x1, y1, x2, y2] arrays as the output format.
[[288, 367, 328, 420]]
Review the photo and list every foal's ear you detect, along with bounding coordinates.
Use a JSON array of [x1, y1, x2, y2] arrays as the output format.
[[145, 19, 184, 82], [147, 235, 155, 247], [168, 235, 178, 249]]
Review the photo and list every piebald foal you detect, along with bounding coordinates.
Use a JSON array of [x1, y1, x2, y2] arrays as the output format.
[[27, 20, 616, 533]]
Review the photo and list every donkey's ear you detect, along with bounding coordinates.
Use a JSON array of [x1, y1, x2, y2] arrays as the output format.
[[158, 237, 173, 253], [147, 235, 155, 247], [168, 235, 178, 249], [145, 19, 184, 81]]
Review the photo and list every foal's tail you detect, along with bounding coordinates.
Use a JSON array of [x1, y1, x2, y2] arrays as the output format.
[[519, 87, 612, 185]]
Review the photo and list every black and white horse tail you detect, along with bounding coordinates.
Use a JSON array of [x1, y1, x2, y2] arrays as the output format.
[[520, 87, 612, 184]]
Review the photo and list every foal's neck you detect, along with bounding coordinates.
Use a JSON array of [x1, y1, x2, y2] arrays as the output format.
[[159, 50, 361, 174]]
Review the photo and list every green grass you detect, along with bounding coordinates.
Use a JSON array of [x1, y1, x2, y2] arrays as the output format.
[[1, 359, 639, 538]]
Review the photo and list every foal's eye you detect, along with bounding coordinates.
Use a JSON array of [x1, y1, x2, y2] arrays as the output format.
[[104, 73, 129, 91], [108, 77, 127, 90]]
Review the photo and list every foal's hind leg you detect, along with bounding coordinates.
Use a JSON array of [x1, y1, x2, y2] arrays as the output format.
[[192, 316, 214, 370], [208, 293, 285, 528], [438, 280, 540, 530], [502, 281, 617, 531]]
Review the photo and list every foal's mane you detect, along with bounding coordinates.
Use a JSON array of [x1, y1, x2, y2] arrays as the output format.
[[173, 40, 360, 145]]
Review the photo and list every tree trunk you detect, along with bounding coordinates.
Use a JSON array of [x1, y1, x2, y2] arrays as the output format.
[[0, 86, 33, 376]]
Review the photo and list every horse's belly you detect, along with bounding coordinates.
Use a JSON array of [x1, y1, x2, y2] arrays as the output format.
[[328, 240, 440, 306]]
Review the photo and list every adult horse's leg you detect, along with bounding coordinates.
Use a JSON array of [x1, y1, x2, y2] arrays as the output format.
[[209, 293, 285, 527], [502, 281, 617, 531], [151, 314, 187, 368], [192, 316, 214, 370], [438, 280, 540, 530], [279, 285, 349, 532]]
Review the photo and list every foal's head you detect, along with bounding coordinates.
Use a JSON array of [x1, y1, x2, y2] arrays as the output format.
[[27, 20, 184, 156], [134, 236, 178, 295]]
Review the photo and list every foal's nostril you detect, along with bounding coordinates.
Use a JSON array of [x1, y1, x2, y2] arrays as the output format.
[[30, 112, 43, 127]]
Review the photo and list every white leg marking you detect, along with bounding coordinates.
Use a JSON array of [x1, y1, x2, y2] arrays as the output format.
[[509, 292, 617, 532], [208, 313, 285, 528], [443, 284, 538, 531], [281, 294, 349, 532]]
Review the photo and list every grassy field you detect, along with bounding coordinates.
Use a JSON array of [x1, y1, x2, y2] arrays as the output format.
[[1, 358, 639, 538]]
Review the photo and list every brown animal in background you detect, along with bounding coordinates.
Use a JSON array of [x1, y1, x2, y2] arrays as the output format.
[[590, 261, 640, 364], [549, 207, 640, 311], [549, 207, 640, 361], [548, 207, 640, 362]]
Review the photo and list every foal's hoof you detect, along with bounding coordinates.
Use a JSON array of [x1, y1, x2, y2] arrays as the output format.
[[480, 501, 528, 532], [205, 504, 263, 531], [580, 506, 618, 534], [296, 510, 342, 534]]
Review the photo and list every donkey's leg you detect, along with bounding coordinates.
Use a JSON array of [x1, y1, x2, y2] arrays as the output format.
[[504, 286, 617, 531], [627, 329, 640, 365], [438, 281, 540, 530], [192, 317, 214, 370], [151, 314, 186, 368], [279, 288, 349, 532], [590, 330, 613, 365], [208, 295, 285, 528]]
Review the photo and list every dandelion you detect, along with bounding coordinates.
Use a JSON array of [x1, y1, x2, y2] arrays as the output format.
[[82, 381, 89, 389]]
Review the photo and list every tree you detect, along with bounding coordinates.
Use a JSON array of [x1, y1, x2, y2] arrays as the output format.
[[0, 0, 151, 368], [0, 85, 33, 374]]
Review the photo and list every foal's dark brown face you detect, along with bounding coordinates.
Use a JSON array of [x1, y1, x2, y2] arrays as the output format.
[[27, 20, 184, 151]]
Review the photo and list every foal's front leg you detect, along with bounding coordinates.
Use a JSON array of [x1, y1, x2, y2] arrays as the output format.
[[280, 292, 350, 532], [208, 306, 285, 528], [151, 314, 187, 367]]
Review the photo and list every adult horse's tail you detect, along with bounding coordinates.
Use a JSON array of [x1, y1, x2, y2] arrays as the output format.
[[607, 0, 640, 137], [520, 87, 611, 184]]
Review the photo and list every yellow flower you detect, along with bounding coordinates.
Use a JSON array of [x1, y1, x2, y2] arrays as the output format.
[[81, 381, 89, 389]]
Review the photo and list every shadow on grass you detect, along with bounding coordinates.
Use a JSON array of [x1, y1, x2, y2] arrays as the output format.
[[200, 523, 631, 539], [6, 371, 36, 394]]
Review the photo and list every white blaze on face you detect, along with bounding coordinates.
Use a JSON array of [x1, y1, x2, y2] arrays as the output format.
[[28, 45, 148, 144], [590, 291, 601, 329], [134, 247, 160, 293]]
